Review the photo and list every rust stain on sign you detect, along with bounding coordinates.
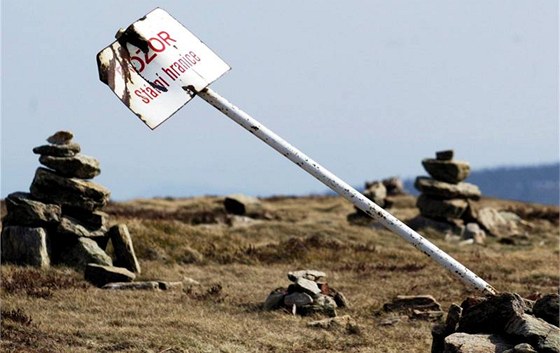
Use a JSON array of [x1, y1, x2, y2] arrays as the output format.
[[97, 8, 230, 129]]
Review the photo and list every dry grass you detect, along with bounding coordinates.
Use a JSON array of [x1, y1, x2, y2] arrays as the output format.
[[1, 195, 559, 352]]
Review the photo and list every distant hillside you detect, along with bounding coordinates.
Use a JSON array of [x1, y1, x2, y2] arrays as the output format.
[[404, 163, 560, 206]]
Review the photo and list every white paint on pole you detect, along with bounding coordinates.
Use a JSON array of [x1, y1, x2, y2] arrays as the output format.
[[97, 8, 230, 129], [97, 8, 497, 295]]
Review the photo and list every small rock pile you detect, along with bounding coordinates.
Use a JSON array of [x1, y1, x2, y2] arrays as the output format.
[[431, 292, 559, 353], [347, 176, 406, 224], [1, 131, 141, 285], [263, 270, 349, 317]]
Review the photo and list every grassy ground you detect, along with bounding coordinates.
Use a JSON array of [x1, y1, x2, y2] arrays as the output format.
[[1, 195, 558, 352]]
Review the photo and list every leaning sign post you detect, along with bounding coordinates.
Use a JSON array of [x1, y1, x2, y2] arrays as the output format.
[[97, 8, 497, 295]]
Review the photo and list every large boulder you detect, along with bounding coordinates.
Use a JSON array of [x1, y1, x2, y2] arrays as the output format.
[[107, 224, 141, 274], [422, 159, 471, 184], [414, 177, 481, 200], [39, 154, 100, 179], [1, 226, 50, 268], [30, 167, 110, 211], [84, 264, 135, 287], [4, 192, 61, 226], [416, 194, 468, 219], [58, 237, 112, 270]]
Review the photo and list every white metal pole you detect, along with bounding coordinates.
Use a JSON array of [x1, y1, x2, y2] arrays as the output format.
[[197, 87, 496, 295]]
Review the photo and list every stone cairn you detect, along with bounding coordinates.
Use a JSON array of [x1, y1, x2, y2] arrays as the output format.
[[1, 131, 141, 287], [263, 270, 349, 317], [412, 150, 487, 244], [431, 292, 559, 353]]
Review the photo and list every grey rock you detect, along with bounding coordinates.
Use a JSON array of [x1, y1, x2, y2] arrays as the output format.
[[416, 195, 469, 219], [224, 194, 264, 217], [383, 295, 442, 314], [363, 181, 387, 207], [61, 209, 108, 229], [333, 291, 350, 308], [60, 237, 112, 270], [102, 281, 159, 291], [4, 192, 61, 226], [436, 150, 454, 161], [108, 224, 141, 274], [463, 223, 486, 244], [39, 154, 100, 179], [46, 131, 74, 145], [284, 292, 314, 307], [288, 270, 327, 283], [504, 313, 560, 353], [30, 167, 110, 211], [444, 304, 463, 334], [33, 143, 81, 157], [533, 294, 559, 327], [57, 216, 107, 238], [264, 288, 286, 310], [415, 177, 481, 200], [295, 277, 322, 297], [476, 207, 519, 237], [443, 333, 513, 353], [458, 293, 526, 334], [1, 226, 50, 268], [422, 159, 471, 184], [84, 264, 135, 287], [315, 294, 337, 308], [382, 176, 406, 195]]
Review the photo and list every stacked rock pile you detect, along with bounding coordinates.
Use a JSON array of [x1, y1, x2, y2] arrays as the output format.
[[263, 270, 349, 317], [413, 150, 488, 243], [347, 176, 406, 224], [431, 292, 559, 353], [1, 131, 141, 284]]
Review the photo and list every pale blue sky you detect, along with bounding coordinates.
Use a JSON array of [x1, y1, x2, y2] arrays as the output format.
[[2, 1, 558, 200]]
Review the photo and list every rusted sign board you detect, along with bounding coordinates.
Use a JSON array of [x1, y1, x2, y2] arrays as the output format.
[[97, 8, 230, 129]]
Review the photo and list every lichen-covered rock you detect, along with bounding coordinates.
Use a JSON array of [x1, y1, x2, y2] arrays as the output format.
[[4, 192, 61, 226], [39, 154, 100, 179], [108, 224, 141, 274], [30, 167, 110, 211], [443, 333, 514, 353], [1, 226, 50, 268], [84, 264, 135, 287]]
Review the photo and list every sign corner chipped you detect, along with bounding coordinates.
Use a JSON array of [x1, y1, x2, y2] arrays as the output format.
[[97, 8, 230, 129]]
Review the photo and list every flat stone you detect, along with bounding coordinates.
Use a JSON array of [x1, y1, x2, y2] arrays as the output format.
[[59, 237, 112, 271], [476, 207, 519, 237], [1, 226, 50, 268], [223, 194, 264, 217], [416, 195, 468, 220], [46, 131, 73, 145], [287, 270, 327, 283], [284, 292, 313, 307], [61, 208, 108, 229], [102, 281, 159, 291], [33, 143, 81, 157], [436, 150, 454, 161], [30, 167, 110, 211], [422, 159, 471, 184], [264, 288, 286, 310], [533, 294, 559, 327], [504, 313, 560, 353], [108, 224, 141, 274], [383, 295, 442, 315], [415, 177, 481, 200], [39, 154, 100, 179], [84, 264, 135, 287], [458, 293, 526, 334], [443, 333, 514, 353], [56, 216, 107, 238], [295, 277, 322, 297], [4, 192, 61, 226]]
